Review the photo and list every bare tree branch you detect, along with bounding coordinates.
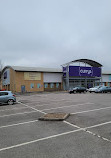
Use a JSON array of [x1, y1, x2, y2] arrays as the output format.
[[0, 60, 3, 71]]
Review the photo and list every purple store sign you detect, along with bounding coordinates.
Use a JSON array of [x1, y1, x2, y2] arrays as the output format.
[[63, 66, 101, 77], [79, 67, 93, 76]]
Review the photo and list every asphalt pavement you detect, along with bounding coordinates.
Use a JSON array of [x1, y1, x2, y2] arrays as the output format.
[[0, 92, 111, 158]]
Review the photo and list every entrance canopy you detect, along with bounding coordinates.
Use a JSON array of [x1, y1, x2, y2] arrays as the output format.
[[62, 59, 102, 67], [62, 59, 102, 90]]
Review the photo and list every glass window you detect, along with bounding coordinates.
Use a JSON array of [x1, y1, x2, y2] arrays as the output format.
[[37, 83, 41, 88], [50, 83, 54, 88], [30, 83, 34, 89], [56, 83, 59, 88], [0, 92, 8, 96], [109, 75, 111, 81], [4, 92, 8, 95], [44, 83, 48, 88], [108, 82, 110, 86], [102, 83, 105, 86]]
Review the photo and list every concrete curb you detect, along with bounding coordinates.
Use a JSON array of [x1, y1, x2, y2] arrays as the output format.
[[39, 113, 70, 121]]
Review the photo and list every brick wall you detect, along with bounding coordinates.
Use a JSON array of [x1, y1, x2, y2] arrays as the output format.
[[15, 71, 44, 92]]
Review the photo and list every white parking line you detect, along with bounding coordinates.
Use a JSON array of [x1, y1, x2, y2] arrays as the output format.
[[17, 101, 46, 114], [41, 103, 94, 112], [64, 120, 111, 130], [0, 115, 111, 152], [0, 129, 82, 152], [0, 107, 29, 112], [34, 104, 51, 107], [1, 119, 111, 152], [63, 120, 111, 143], [70, 106, 111, 115], [46, 100, 75, 102], [0, 119, 39, 129], [0, 111, 37, 118], [86, 120, 111, 129], [33, 101, 77, 107], [63, 121, 81, 129]]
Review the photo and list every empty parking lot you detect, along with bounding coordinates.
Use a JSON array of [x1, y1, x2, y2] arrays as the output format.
[[0, 92, 111, 157]]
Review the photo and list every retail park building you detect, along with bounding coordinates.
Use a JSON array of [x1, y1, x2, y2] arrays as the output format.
[[1, 59, 111, 93]]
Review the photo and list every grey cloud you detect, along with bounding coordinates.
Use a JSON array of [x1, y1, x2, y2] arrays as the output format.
[[0, 0, 111, 70]]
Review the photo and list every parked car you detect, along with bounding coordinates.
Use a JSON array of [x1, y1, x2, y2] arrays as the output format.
[[88, 86, 102, 93], [69, 87, 87, 94], [0, 91, 16, 105], [95, 86, 111, 93]]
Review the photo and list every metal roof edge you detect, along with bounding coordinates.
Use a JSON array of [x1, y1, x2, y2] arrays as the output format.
[[4, 66, 62, 73], [61, 59, 102, 67]]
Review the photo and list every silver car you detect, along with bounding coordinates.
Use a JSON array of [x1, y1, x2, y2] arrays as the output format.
[[88, 86, 102, 93], [0, 91, 16, 105], [95, 86, 111, 93]]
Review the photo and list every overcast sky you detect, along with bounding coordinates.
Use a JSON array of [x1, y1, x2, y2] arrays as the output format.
[[0, 0, 111, 70]]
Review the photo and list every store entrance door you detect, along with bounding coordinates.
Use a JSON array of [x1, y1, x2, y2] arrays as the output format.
[[21, 85, 25, 93]]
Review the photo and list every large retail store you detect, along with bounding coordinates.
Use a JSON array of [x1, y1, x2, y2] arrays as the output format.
[[62, 59, 102, 90], [1, 59, 111, 92]]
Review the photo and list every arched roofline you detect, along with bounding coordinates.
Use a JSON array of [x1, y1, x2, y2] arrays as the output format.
[[62, 59, 102, 67], [1, 66, 14, 75]]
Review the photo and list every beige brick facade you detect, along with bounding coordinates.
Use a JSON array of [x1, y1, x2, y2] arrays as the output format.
[[2, 66, 62, 93], [15, 71, 44, 92], [2, 68, 44, 93]]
